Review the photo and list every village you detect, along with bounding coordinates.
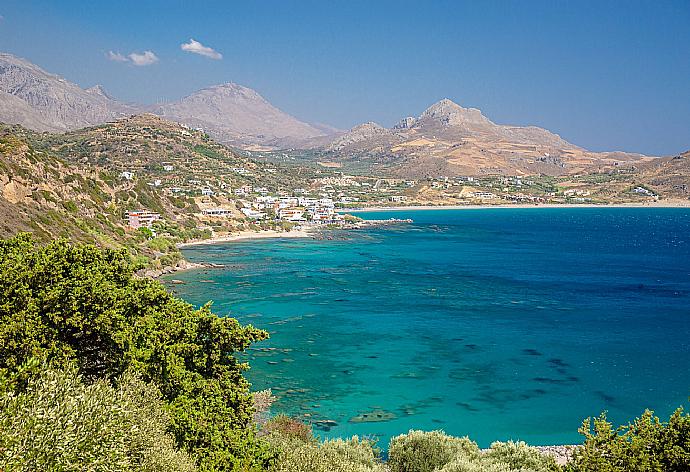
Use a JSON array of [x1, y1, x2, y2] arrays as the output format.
[[121, 161, 659, 232]]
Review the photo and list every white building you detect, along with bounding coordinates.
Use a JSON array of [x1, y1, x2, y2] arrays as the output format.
[[241, 208, 266, 220], [234, 185, 252, 196], [298, 197, 318, 207], [202, 208, 233, 217], [278, 208, 306, 222], [256, 195, 277, 204], [127, 211, 161, 229]]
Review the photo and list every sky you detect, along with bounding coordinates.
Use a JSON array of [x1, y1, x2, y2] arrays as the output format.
[[0, 0, 689, 155]]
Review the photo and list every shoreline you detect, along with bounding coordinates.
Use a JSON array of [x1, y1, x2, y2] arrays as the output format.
[[148, 229, 316, 278], [342, 201, 690, 212], [154, 202, 688, 277], [177, 228, 315, 249]]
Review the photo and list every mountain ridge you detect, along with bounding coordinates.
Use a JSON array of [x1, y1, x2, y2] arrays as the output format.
[[310, 97, 647, 177], [0, 52, 335, 149], [0, 52, 660, 178], [0, 52, 137, 131]]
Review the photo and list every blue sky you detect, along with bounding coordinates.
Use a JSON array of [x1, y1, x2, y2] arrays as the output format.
[[1, 0, 689, 155]]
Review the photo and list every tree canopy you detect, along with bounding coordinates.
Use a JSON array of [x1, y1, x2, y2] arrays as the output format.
[[0, 234, 270, 471]]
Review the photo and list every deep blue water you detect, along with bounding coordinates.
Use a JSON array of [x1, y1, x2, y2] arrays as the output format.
[[166, 208, 690, 447]]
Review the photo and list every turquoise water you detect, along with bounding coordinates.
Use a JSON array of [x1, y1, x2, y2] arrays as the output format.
[[166, 208, 690, 447]]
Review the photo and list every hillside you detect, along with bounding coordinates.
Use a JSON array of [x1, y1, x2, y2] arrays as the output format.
[[0, 114, 323, 267], [308, 99, 651, 178], [632, 150, 690, 198]]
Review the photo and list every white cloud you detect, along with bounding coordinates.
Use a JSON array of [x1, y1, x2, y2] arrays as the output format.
[[107, 49, 159, 66], [128, 50, 159, 66], [107, 51, 128, 62], [181, 38, 222, 60]]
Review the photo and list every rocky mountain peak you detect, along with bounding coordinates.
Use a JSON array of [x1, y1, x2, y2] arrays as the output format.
[[199, 82, 262, 99], [420, 98, 492, 126], [154, 80, 327, 147], [325, 121, 393, 152], [351, 121, 386, 133]]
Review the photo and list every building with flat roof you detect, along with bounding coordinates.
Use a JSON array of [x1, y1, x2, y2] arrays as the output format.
[[127, 211, 161, 229]]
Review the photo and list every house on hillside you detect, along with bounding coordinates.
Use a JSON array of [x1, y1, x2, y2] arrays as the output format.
[[241, 208, 266, 220], [278, 208, 306, 222], [202, 208, 233, 217], [127, 211, 161, 229]]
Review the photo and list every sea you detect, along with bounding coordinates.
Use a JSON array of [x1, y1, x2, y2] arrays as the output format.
[[164, 208, 690, 448]]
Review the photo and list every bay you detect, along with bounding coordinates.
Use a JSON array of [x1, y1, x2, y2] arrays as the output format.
[[165, 208, 690, 447]]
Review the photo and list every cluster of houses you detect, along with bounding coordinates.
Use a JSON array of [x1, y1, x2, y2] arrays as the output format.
[[125, 195, 345, 231], [245, 195, 344, 224]]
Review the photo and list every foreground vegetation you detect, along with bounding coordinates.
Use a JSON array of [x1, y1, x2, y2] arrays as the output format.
[[0, 234, 270, 470], [0, 234, 688, 471]]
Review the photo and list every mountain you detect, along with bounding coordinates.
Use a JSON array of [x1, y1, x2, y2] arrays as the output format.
[[0, 90, 58, 131], [0, 53, 336, 149], [0, 53, 137, 131], [312, 99, 650, 177], [0, 52, 656, 175], [153, 82, 330, 149]]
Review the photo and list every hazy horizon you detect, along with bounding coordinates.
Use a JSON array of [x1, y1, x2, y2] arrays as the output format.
[[1, 0, 689, 155]]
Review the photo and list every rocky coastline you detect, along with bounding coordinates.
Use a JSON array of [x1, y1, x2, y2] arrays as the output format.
[[140, 259, 226, 279]]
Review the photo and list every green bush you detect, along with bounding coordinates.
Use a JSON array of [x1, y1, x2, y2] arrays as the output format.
[[62, 200, 79, 213], [484, 441, 559, 471], [268, 436, 385, 472], [388, 430, 480, 472], [146, 235, 177, 252], [568, 408, 690, 472], [437, 456, 511, 472], [0, 362, 196, 472], [0, 234, 270, 471]]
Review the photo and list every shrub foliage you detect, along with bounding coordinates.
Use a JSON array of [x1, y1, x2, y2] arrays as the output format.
[[0, 363, 196, 472], [568, 408, 690, 471], [0, 234, 269, 471], [267, 435, 385, 472], [388, 430, 480, 472]]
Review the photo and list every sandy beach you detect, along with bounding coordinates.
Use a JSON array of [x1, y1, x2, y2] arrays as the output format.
[[177, 228, 314, 248], [343, 201, 690, 212]]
